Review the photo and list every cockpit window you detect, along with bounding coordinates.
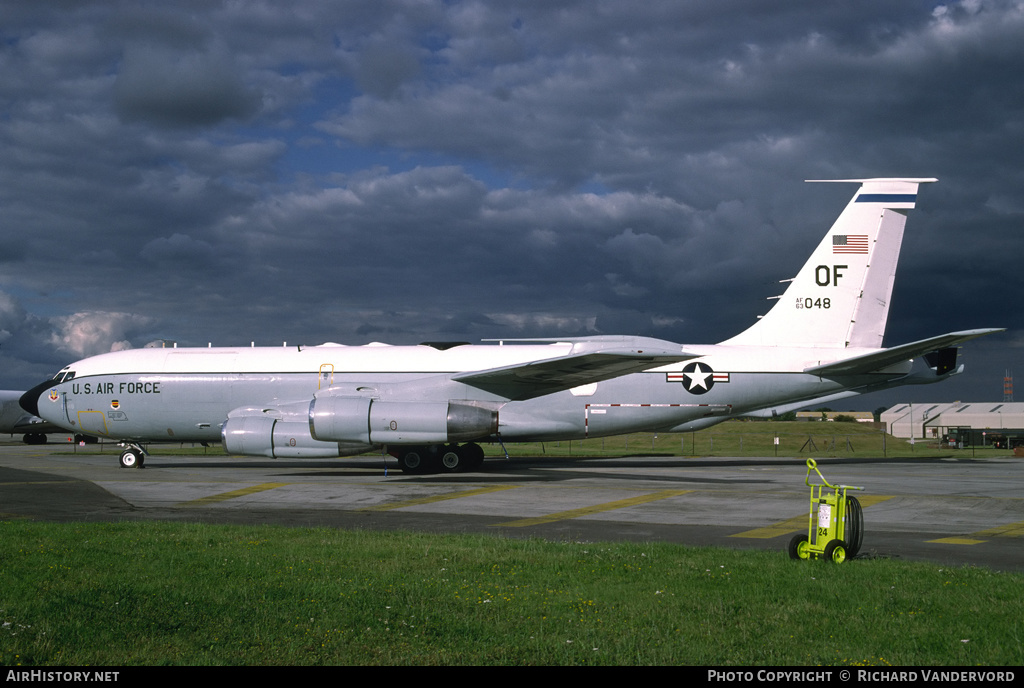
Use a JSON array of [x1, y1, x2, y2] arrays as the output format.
[[51, 370, 75, 383]]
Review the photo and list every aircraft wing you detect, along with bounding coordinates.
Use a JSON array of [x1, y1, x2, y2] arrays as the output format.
[[454, 347, 698, 401], [804, 328, 1004, 377]]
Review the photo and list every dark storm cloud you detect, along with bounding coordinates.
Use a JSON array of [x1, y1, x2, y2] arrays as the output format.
[[321, 1, 1024, 199], [0, 0, 1020, 407], [114, 43, 261, 128]]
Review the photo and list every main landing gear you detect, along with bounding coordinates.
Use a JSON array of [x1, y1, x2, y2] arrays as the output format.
[[392, 442, 486, 474], [118, 443, 147, 469]]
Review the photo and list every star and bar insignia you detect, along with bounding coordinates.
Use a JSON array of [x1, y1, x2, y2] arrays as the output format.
[[666, 362, 730, 394]]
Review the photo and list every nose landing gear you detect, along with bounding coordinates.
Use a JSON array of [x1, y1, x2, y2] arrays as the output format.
[[118, 443, 147, 469]]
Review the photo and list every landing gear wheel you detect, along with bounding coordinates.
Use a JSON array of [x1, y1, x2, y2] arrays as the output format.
[[440, 446, 463, 473], [788, 533, 810, 560], [462, 442, 485, 471], [823, 539, 848, 564], [398, 448, 426, 474], [119, 447, 145, 469]]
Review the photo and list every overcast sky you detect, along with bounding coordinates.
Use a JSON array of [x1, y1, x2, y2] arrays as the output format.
[[1, 0, 1021, 408]]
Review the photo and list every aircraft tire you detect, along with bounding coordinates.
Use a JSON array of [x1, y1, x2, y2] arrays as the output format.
[[788, 533, 809, 560], [398, 447, 441, 474], [462, 442, 485, 471], [440, 446, 463, 473], [119, 448, 145, 469], [398, 448, 424, 474]]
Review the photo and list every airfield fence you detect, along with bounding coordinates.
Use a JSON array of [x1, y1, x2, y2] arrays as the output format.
[[523, 430, 887, 458], [32, 422, 1015, 459], [502, 425, 1010, 459]]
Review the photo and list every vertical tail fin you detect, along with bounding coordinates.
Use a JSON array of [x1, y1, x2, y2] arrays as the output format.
[[722, 178, 937, 349]]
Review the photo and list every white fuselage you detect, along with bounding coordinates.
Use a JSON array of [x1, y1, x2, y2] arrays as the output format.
[[31, 340, 901, 446]]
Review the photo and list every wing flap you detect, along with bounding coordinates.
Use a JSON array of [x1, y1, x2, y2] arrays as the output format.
[[805, 328, 1003, 377], [454, 348, 698, 401]]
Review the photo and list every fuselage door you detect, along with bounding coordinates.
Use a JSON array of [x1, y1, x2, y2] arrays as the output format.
[[319, 364, 335, 390], [77, 410, 109, 437]]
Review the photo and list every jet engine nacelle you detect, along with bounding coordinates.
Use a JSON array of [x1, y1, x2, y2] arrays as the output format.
[[221, 415, 373, 458], [309, 397, 498, 444]]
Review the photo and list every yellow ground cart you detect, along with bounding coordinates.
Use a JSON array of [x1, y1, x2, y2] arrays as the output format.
[[788, 458, 864, 563]]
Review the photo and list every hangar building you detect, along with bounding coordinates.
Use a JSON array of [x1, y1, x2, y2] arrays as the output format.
[[881, 402, 1024, 448]]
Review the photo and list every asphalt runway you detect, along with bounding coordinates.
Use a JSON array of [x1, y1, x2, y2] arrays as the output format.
[[2, 442, 1023, 571]]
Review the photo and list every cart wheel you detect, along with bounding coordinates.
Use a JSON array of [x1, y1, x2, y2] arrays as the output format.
[[823, 539, 848, 564], [788, 534, 810, 560]]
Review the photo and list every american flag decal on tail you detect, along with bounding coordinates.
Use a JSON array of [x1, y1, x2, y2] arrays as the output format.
[[833, 234, 868, 254]]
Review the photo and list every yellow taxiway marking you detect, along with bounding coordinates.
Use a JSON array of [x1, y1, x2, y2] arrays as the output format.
[[927, 537, 986, 545], [928, 519, 1024, 545], [494, 489, 692, 528], [179, 482, 291, 507], [730, 494, 895, 539], [360, 485, 519, 512], [974, 520, 1024, 538], [729, 515, 808, 540]]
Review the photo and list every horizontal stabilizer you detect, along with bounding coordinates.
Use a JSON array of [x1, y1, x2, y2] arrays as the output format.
[[804, 328, 1003, 377], [455, 346, 697, 401]]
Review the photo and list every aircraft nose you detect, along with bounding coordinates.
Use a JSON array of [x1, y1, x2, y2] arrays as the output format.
[[19, 379, 54, 418]]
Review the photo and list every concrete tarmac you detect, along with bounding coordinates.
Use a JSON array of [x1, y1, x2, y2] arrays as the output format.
[[1, 442, 1022, 571]]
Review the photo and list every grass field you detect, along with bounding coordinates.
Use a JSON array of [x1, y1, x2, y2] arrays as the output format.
[[1, 520, 1022, 666], [10, 421, 1022, 666]]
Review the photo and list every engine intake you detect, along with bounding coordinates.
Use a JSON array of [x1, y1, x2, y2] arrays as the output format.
[[309, 398, 498, 444], [221, 415, 373, 458]]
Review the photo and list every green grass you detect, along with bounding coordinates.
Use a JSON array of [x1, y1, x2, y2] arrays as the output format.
[[1, 521, 1021, 666], [488, 420, 1013, 459], [60, 420, 1013, 460], [496, 419, 1010, 460]]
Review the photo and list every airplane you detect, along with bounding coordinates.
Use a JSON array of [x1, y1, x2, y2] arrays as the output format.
[[20, 178, 1002, 472], [0, 390, 64, 444]]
